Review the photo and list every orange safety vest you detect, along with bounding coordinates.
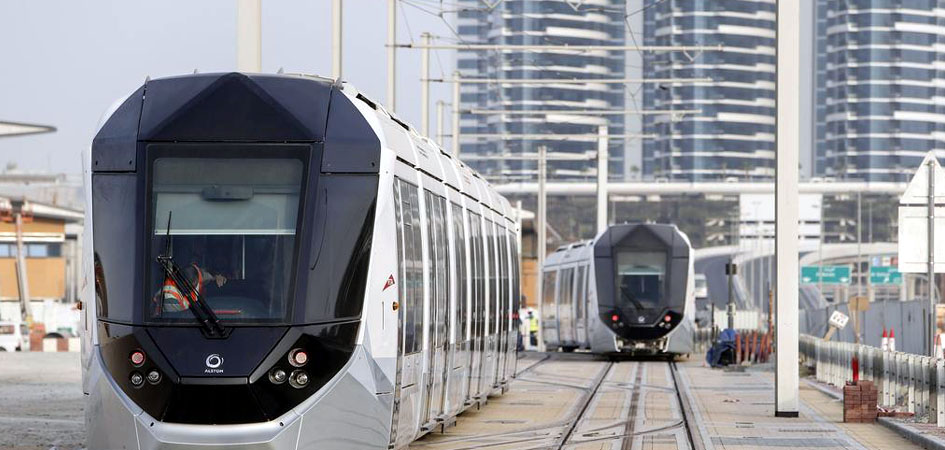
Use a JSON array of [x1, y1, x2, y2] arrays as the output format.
[[162, 264, 203, 311]]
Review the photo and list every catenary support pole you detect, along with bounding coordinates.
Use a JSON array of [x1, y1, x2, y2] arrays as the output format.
[[452, 72, 461, 157], [775, 0, 800, 417], [597, 125, 608, 234], [929, 156, 936, 357], [421, 33, 431, 135], [537, 145, 547, 352], [387, 0, 397, 112], [436, 101, 445, 147], [331, 0, 342, 79], [236, 0, 262, 72]]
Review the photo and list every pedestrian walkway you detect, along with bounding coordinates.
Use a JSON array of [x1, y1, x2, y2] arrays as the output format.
[[679, 362, 923, 450]]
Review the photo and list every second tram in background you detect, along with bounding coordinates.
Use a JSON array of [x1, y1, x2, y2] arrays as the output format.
[[541, 223, 695, 355]]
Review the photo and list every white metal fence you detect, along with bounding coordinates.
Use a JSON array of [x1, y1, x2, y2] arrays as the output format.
[[800, 334, 945, 426]]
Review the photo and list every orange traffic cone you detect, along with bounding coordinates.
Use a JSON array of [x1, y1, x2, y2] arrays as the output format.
[[889, 328, 896, 352], [881, 327, 888, 351]]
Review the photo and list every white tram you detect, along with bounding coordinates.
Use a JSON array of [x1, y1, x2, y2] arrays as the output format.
[[81, 72, 520, 449], [540, 224, 695, 355]]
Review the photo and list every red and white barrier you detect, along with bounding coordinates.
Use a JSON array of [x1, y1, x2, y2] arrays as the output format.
[[40, 337, 79, 352]]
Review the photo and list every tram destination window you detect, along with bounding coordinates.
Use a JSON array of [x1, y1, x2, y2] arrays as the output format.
[[615, 251, 666, 310], [148, 157, 304, 323]]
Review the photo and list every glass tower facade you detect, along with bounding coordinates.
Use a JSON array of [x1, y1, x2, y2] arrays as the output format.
[[455, 0, 627, 182], [642, 0, 777, 181], [816, 0, 945, 182]]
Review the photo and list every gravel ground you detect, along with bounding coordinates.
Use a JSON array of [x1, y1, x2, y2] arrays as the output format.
[[0, 352, 84, 450]]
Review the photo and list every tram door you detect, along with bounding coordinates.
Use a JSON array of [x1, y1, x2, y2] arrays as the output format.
[[466, 212, 484, 400], [558, 268, 575, 345], [495, 230, 509, 384], [575, 265, 588, 344], [422, 191, 449, 425], [480, 220, 497, 392], [390, 178, 423, 448], [447, 202, 468, 414]]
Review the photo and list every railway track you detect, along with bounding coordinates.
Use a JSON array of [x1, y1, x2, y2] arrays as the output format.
[[411, 354, 703, 450]]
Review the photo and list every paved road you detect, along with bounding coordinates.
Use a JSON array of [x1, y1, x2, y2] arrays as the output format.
[[0, 352, 84, 450]]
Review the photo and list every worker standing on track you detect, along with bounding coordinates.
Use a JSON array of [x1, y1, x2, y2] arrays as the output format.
[[528, 310, 539, 347]]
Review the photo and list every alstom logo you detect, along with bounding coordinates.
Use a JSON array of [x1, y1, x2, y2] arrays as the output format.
[[204, 353, 224, 374]]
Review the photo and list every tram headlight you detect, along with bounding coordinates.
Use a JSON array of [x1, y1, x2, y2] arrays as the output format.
[[269, 368, 288, 385], [288, 348, 308, 367], [130, 371, 144, 388], [289, 370, 309, 389], [147, 370, 162, 385]]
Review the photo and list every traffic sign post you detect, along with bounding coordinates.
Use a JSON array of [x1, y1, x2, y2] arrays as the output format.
[[899, 151, 945, 356], [800, 265, 851, 285]]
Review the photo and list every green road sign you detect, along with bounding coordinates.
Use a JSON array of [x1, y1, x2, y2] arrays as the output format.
[[869, 266, 903, 285], [800, 265, 851, 285]]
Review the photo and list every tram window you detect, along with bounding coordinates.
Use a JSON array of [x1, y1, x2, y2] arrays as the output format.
[[510, 231, 520, 310], [499, 228, 509, 334], [485, 220, 497, 338], [615, 251, 666, 309], [396, 180, 424, 354], [148, 157, 303, 323], [576, 266, 586, 321], [424, 191, 449, 350], [450, 203, 467, 343], [468, 212, 483, 343], [560, 268, 573, 310]]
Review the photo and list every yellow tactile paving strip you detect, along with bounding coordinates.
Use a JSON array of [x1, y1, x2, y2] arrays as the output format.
[[680, 362, 924, 450]]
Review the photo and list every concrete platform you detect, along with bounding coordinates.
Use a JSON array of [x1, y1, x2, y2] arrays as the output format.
[[414, 353, 927, 450], [680, 362, 923, 450]]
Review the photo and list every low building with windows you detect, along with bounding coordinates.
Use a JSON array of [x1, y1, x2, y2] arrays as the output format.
[[0, 200, 84, 334]]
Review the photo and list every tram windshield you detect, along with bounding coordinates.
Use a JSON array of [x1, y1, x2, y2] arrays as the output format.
[[615, 251, 666, 310], [148, 157, 304, 323]]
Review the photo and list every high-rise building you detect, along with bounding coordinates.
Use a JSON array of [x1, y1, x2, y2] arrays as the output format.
[[815, 0, 945, 182], [642, 0, 777, 181], [455, 0, 628, 182]]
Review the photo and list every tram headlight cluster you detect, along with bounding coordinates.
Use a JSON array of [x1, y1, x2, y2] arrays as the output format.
[[268, 348, 310, 389], [126, 349, 162, 388]]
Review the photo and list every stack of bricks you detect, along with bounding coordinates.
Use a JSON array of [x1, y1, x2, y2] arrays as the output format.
[[843, 380, 878, 423]]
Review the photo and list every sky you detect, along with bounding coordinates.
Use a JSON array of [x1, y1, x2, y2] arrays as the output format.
[[0, 0, 457, 175]]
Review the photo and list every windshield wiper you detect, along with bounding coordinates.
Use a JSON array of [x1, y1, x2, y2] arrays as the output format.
[[156, 212, 228, 338], [619, 287, 646, 310]]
